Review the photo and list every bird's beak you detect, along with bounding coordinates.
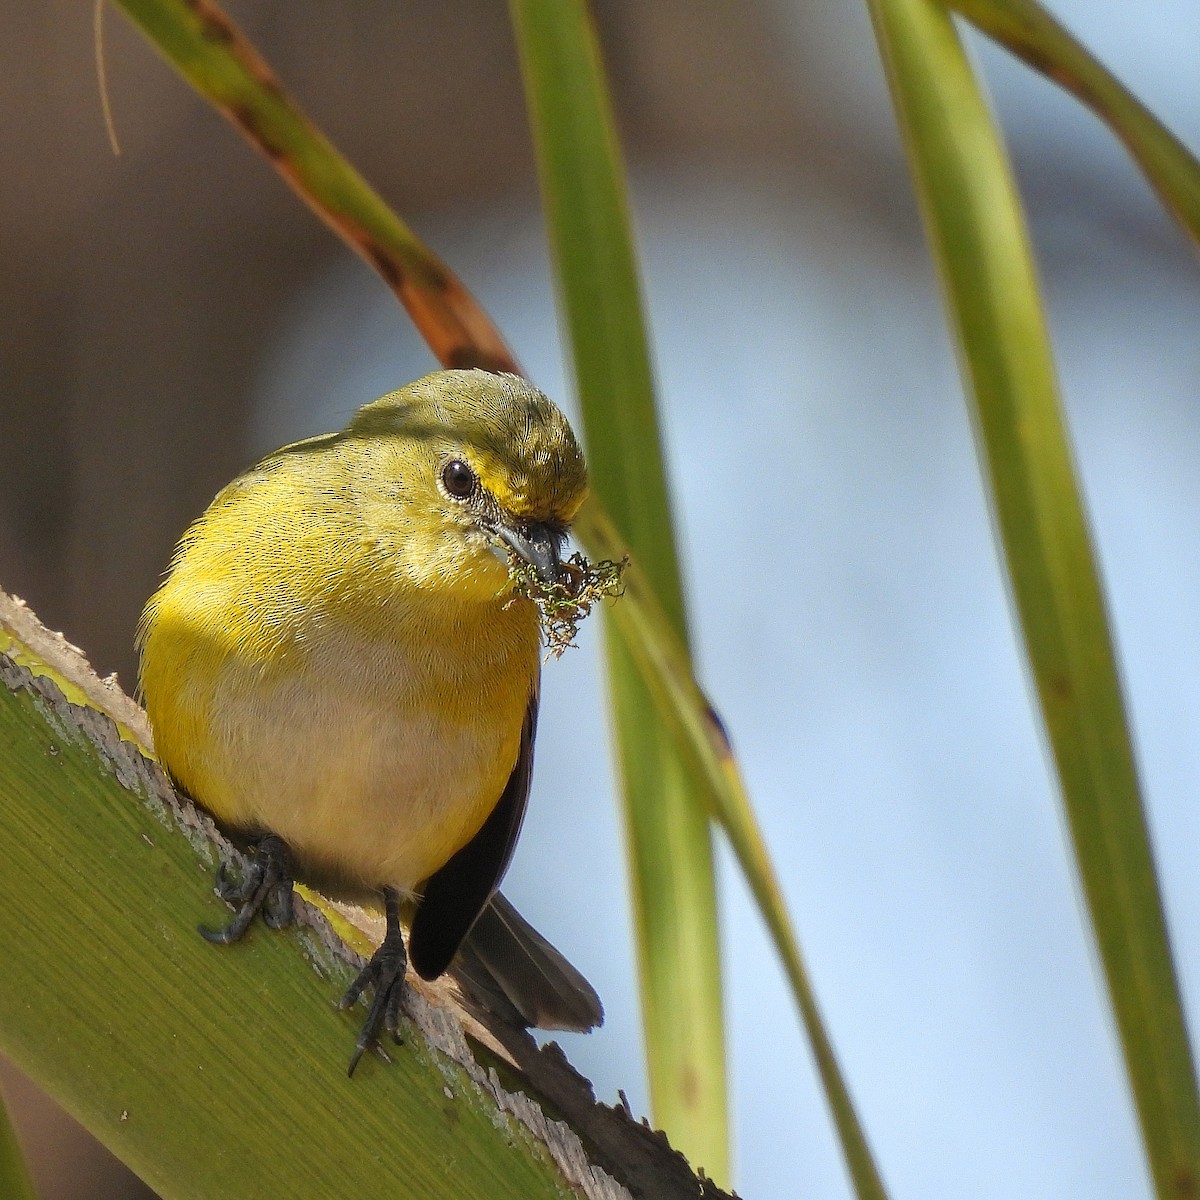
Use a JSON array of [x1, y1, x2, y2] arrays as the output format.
[[493, 520, 565, 586]]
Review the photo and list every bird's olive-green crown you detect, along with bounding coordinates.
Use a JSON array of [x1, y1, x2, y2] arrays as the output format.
[[348, 370, 588, 526]]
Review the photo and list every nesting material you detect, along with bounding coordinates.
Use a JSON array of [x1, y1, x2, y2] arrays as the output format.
[[507, 551, 628, 658]]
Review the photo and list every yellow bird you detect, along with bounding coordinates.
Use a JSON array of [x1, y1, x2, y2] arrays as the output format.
[[138, 369, 602, 1071]]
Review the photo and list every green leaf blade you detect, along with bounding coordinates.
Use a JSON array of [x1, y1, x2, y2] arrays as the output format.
[[578, 506, 890, 1200], [0, 660, 579, 1200], [507, 0, 728, 1182], [867, 2, 1200, 1196], [950, 0, 1200, 250]]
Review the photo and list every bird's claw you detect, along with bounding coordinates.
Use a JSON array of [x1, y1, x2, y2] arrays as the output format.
[[213, 859, 245, 903], [199, 834, 294, 944], [262, 879, 295, 930], [339, 888, 406, 1076]]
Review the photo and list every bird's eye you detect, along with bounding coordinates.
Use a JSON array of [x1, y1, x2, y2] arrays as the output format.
[[441, 459, 477, 500]]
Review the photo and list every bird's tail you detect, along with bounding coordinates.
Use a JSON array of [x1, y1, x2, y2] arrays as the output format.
[[451, 891, 603, 1032]]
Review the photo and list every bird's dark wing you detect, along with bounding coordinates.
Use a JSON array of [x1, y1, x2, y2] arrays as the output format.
[[408, 690, 538, 981]]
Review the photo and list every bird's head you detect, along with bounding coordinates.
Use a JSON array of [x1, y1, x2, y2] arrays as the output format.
[[344, 370, 588, 601]]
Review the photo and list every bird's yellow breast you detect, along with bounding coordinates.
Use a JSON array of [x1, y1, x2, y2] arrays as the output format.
[[138, 458, 542, 901]]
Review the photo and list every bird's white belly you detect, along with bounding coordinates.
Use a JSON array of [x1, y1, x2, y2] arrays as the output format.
[[202, 634, 525, 898]]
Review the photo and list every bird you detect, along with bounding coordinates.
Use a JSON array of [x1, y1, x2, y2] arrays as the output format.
[[137, 368, 603, 1072]]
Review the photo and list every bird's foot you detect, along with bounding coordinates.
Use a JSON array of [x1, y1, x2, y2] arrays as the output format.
[[338, 887, 406, 1076], [199, 834, 294, 944]]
